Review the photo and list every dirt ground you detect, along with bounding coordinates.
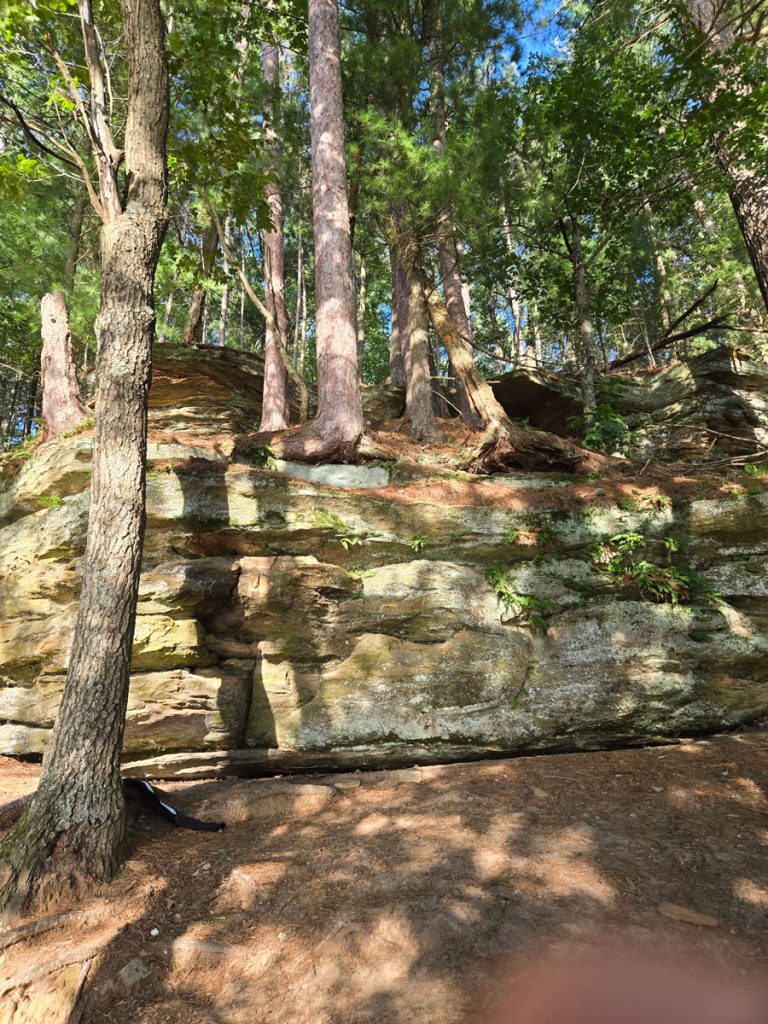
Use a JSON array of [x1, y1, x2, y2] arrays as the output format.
[[2, 731, 768, 1023]]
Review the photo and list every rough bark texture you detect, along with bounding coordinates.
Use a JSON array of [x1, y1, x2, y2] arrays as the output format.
[[0, 0, 168, 921], [277, 0, 364, 460], [183, 219, 218, 346], [39, 292, 89, 441], [62, 191, 86, 294], [403, 256, 438, 441], [388, 246, 408, 387], [684, 0, 768, 313], [219, 215, 231, 347], [259, 33, 290, 431], [566, 218, 598, 424]]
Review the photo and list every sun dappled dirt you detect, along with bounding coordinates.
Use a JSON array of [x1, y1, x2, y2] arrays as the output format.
[[2, 731, 768, 1023]]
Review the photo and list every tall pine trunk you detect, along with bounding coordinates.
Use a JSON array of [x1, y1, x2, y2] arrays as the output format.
[[564, 217, 598, 424], [388, 245, 408, 387], [403, 256, 438, 441], [0, 0, 168, 921], [259, 32, 290, 431], [278, 0, 364, 459]]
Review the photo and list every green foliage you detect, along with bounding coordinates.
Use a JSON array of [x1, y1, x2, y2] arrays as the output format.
[[37, 494, 63, 510], [582, 405, 632, 455], [590, 532, 720, 606], [310, 508, 364, 551], [486, 566, 554, 631], [409, 535, 427, 553]]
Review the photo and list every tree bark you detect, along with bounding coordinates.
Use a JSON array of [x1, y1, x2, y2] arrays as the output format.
[[277, 0, 364, 459], [292, 230, 304, 366], [219, 215, 231, 347], [388, 246, 408, 386], [0, 0, 168, 921], [62, 191, 86, 294], [414, 259, 599, 473], [683, 0, 768, 313], [564, 217, 598, 424], [40, 292, 89, 441], [259, 31, 290, 431], [182, 218, 218, 345], [403, 254, 438, 441], [430, 47, 481, 429], [22, 373, 38, 439], [356, 250, 367, 377]]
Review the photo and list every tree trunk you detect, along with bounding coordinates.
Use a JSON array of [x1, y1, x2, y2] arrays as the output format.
[[430, 51, 481, 429], [259, 33, 290, 431], [683, 0, 768, 313], [388, 246, 408, 386], [356, 250, 367, 377], [0, 0, 168, 921], [62, 191, 86, 294], [182, 218, 218, 345], [530, 299, 543, 366], [158, 280, 176, 345], [566, 218, 598, 424], [22, 373, 38, 439], [408, 254, 599, 472], [292, 231, 304, 366], [403, 255, 438, 441], [439, 229, 482, 427], [219, 215, 231, 347], [40, 292, 89, 441], [277, 0, 364, 459], [0, 374, 22, 447]]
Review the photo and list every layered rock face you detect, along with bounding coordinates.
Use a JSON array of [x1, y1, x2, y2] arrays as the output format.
[[1, 346, 767, 776], [493, 348, 768, 457]]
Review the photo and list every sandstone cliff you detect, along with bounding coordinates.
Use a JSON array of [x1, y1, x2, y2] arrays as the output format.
[[1, 345, 766, 776]]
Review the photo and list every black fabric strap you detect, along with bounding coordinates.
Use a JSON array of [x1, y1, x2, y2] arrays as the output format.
[[124, 779, 226, 832]]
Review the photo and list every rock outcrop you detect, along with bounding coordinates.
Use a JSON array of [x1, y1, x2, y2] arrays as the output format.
[[1, 345, 767, 776], [492, 348, 768, 457]]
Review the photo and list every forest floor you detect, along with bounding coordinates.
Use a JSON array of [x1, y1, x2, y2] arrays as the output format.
[[2, 730, 768, 1024]]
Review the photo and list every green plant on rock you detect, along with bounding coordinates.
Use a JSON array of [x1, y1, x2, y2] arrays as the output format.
[[37, 494, 63, 510], [590, 531, 720, 607], [409, 535, 427, 553], [486, 566, 554, 631], [310, 507, 365, 551]]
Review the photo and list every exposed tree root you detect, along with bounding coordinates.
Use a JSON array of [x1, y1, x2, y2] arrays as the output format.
[[0, 792, 126, 924], [466, 423, 614, 475], [268, 422, 364, 464]]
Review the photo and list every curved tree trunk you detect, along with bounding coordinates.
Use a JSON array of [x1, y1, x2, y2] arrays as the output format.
[[0, 0, 168, 921], [40, 291, 89, 441], [259, 32, 290, 431], [276, 0, 364, 460], [415, 260, 603, 473]]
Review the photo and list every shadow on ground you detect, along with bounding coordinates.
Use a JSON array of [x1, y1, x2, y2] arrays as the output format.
[[54, 731, 768, 1024]]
